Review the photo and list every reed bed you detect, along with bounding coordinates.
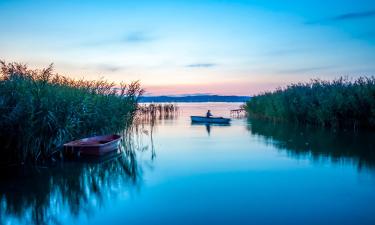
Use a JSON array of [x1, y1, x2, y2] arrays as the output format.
[[245, 77, 375, 129], [0, 61, 143, 165], [137, 103, 179, 121]]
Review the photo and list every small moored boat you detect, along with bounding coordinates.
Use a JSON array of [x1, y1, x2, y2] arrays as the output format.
[[191, 116, 231, 124], [64, 134, 122, 156]]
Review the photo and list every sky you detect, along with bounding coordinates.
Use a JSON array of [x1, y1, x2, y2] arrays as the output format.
[[0, 0, 375, 95]]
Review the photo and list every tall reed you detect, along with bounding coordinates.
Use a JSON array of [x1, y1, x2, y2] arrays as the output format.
[[0, 61, 143, 164], [137, 103, 178, 120], [245, 77, 375, 129]]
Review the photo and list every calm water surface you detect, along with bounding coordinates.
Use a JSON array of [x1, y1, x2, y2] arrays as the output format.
[[1, 103, 375, 225]]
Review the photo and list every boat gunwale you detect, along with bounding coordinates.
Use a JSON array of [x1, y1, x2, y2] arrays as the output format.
[[190, 116, 231, 123], [63, 135, 122, 148], [191, 116, 230, 120]]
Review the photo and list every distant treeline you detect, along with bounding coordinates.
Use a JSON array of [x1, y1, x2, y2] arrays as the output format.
[[139, 95, 250, 103], [0, 61, 143, 165], [245, 77, 375, 129]]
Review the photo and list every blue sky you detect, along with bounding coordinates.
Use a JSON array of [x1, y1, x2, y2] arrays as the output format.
[[0, 0, 374, 95]]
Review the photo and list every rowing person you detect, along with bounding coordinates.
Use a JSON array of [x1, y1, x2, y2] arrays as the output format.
[[206, 110, 213, 118]]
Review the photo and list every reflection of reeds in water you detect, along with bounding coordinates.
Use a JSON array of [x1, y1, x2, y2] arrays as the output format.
[[0, 154, 138, 225], [0, 121, 156, 225], [248, 118, 375, 171], [130, 104, 178, 161], [132, 104, 179, 161]]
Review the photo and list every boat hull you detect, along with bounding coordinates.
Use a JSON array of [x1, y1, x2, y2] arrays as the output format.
[[64, 134, 121, 156], [191, 116, 231, 124]]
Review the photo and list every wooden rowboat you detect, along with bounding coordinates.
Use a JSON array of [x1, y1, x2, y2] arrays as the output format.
[[191, 116, 231, 124], [64, 134, 122, 156]]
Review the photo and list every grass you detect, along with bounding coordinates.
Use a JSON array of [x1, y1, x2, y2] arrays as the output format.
[[244, 77, 375, 130], [0, 61, 143, 165]]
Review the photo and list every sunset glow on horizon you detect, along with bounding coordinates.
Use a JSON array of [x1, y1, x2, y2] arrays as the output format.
[[1, 0, 374, 95]]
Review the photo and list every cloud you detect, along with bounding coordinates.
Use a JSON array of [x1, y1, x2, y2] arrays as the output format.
[[277, 65, 333, 74], [96, 64, 122, 72], [80, 31, 156, 47], [122, 31, 155, 43], [186, 63, 216, 68], [306, 9, 375, 25]]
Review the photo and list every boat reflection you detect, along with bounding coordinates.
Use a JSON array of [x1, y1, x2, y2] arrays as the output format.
[[0, 123, 156, 225], [247, 118, 375, 171], [191, 122, 231, 135]]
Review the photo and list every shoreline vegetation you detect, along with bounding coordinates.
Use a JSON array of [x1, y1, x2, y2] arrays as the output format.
[[137, 103, 179, 119], [0, 61, 143, 165], [245, 77, 375, 130]]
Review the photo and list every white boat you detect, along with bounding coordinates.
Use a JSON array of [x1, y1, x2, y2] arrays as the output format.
[[191, 116, 231, 124]]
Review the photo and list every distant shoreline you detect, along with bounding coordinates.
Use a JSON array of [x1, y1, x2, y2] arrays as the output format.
[[139, 95, 250, 103]]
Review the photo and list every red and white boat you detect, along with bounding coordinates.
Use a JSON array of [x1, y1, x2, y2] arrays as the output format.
[[64, 134, 122, 156]]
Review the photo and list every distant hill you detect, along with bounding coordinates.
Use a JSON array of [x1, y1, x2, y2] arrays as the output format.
[[139, 95, 250, 103]]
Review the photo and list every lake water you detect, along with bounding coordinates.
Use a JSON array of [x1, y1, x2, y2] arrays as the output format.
[[1, 103, 375, 225]]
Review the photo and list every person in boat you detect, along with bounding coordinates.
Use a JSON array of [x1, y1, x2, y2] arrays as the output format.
[[206, 110, 213, 118]]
